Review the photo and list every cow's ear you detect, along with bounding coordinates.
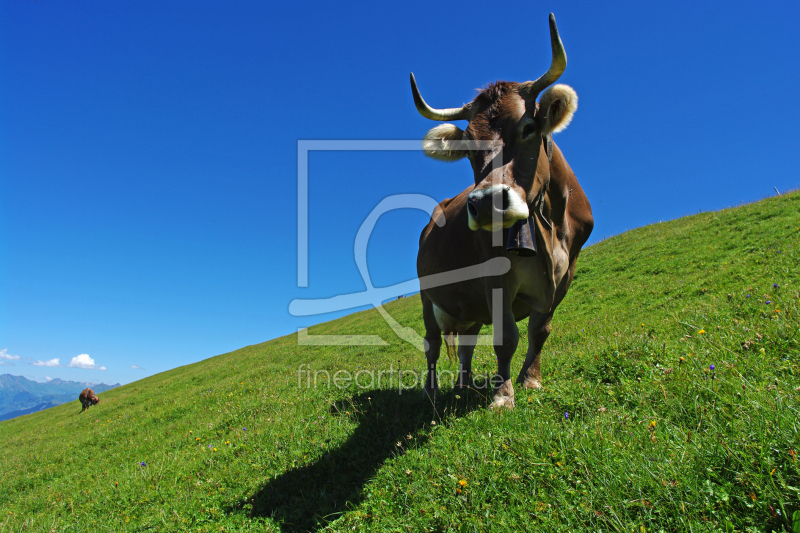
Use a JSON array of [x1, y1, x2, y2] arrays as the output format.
[[422, 124, 467, 161], [538, 84, 577, 134]]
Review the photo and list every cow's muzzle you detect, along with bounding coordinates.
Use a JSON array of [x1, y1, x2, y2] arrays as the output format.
[[467, 185, 529, 231]]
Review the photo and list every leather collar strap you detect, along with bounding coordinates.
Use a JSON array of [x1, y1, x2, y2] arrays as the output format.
[[504, 134, 554, 255], [537, 133, 553, 230]]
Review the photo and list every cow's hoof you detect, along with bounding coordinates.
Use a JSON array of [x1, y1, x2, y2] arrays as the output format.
[[490, 379, 515, 410], [523, 378, 543, 390]]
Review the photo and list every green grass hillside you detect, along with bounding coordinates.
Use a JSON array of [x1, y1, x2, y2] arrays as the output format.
[[3, 192, 799, 533]]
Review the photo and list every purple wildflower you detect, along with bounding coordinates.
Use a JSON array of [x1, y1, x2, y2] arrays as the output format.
[[774, 284, 779, 288], [766, 300, 772, 304], [564, 412, 569, 420], [140, 462, 146, 467], [243, 427, 247, 431], [208, 444, 212, 448], [747, 294, 751, 298], [710, 364, 715, 371]]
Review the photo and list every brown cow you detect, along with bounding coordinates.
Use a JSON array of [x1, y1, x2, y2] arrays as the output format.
[[412, 14, 593, 408], [79, 388, 100, 412]]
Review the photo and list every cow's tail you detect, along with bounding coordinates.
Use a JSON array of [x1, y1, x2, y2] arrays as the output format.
[[443, 332, 457, 363]]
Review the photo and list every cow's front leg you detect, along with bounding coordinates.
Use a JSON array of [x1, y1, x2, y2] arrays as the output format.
[[488, 288, 519, 409], [517, 311, 552, 389]]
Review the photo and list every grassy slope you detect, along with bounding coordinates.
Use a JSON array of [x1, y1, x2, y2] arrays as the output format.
[[2, 192, 799, 533]]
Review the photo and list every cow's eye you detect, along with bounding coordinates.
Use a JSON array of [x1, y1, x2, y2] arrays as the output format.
[[521, 123, 537, 140]]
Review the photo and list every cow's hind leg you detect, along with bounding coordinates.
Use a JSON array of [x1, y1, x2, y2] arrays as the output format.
[[421, 292, 442, 405], [517, 311, 553, 389], [456, 322, 483, 391]]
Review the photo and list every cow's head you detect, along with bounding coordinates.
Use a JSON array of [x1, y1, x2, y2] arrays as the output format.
[[412, 14, 577, 232], [92, 396, 100, 405]]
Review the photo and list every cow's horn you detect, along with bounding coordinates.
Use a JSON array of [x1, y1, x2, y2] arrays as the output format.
[[410, 73, 472, 121], [518, 13, 567, 102]]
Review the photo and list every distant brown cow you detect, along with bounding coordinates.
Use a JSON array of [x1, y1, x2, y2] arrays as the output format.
[[79, 388, 100, 412]]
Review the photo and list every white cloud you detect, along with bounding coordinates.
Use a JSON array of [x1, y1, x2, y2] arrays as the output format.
[[131, 365, 144, 370], [32, 358, 61, 367], [45, 376, 52, 381], [68, 354, 106, 370], [0, 348, 20, 361]]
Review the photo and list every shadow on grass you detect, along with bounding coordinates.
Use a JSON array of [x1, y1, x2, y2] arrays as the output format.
[[231, 387, 485, 532]]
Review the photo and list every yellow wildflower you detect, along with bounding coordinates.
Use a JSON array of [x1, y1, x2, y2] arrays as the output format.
[[458, 479, 467, 487], [698, 329, 706, 334]]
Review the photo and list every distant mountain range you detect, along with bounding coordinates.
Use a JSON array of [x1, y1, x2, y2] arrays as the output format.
[[0, 374, 120, 421]]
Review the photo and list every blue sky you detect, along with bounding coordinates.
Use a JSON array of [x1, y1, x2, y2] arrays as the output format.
[[2, 1, 799, 384]]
